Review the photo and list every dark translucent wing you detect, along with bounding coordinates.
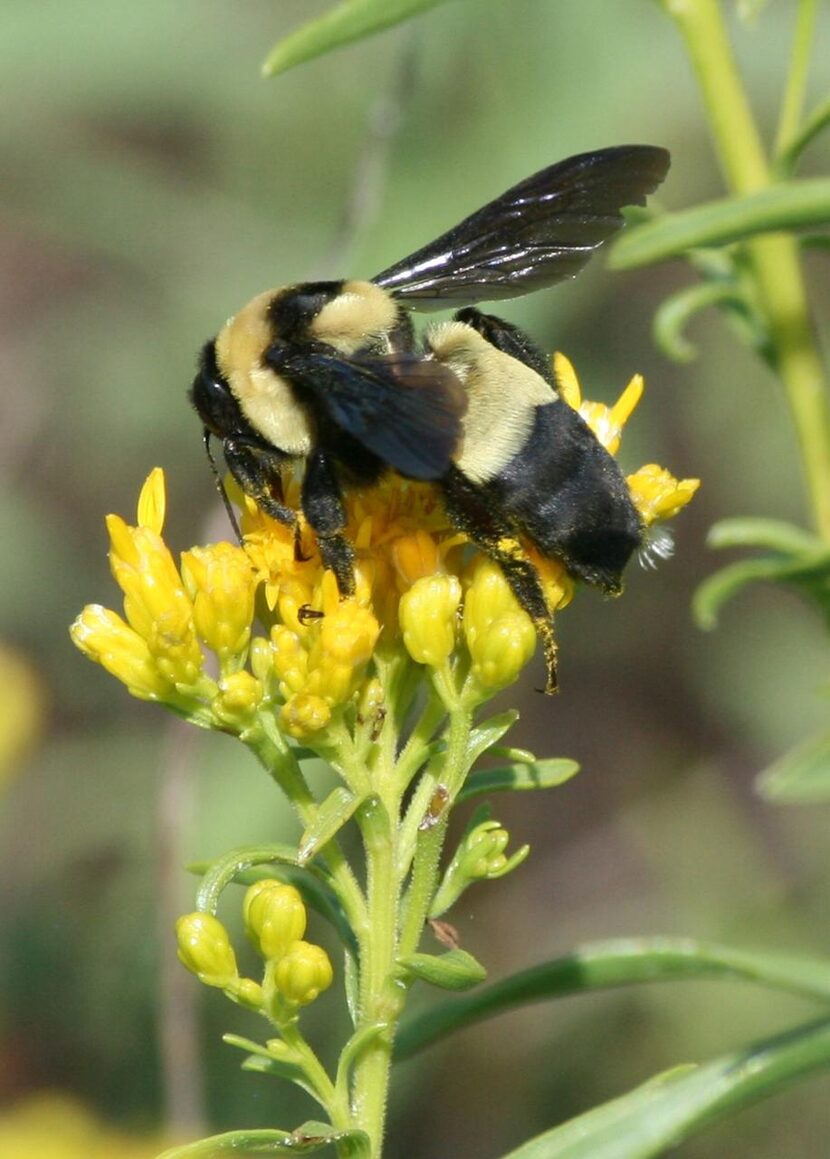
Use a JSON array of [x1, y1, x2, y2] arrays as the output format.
[[373, 145, 670, 308], [268, 347, 466, 480]]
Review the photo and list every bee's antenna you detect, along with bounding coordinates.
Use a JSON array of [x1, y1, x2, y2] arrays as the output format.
[[203, 428, 243, 544]]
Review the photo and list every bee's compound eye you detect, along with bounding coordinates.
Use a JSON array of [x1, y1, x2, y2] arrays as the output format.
[[190, 352, 240, 439]]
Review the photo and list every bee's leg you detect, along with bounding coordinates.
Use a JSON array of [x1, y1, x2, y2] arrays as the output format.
[[222, 436, 298, 535], [301, 448, 356, 598], [453, 307, 554, 386], [442, 467, 558, 694]]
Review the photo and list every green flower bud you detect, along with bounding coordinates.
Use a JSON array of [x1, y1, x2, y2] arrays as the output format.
[[244, 880, 307, 961], [176, 912, 238, 987], [274, 940, 333, 1006], [430, 820, 530, 917]]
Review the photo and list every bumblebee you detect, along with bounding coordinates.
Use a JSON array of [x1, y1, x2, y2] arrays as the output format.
[[191, 145, 670, 692]]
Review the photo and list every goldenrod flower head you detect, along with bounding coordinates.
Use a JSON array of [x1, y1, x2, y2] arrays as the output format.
[[627, 463, 701, 525], [181, 542, 256, 667], [400, 574, 462, 667], [243, 880, 307, 961], [176, 912, 238, 988], [274, 940, 334, 1006], [463, 558, 537, 691], [73, 357, 697, 734]]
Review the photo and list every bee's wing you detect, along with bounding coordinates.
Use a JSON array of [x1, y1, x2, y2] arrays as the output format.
[[268, 348, 466, 480], [373, 145, 670, 308]]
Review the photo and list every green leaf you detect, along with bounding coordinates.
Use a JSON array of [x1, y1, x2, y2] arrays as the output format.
[[609, 179, 830, 269], [298, 787, 360, 864], [495, 1017, 830, 1158], [706, 516, 823, 554], [223, 1036, 321, 1103], [465, 710, 519, 767], [262, 0, 457, 77], [195, 845, 300, 913], [396, 936, 830, 1059], [398, 948, 487, 990], [190, 849, 359, 959], [693, 518, 830, 628], [458, 758, 579, 802], [652, 280, 760, 363], [757, 730, 830, 802], [156, 1121, 370, 1157], [776, 94, 830, 177]]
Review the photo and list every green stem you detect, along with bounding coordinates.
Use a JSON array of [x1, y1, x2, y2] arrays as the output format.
[[399, 670, 473, 959], [775, 0, 817, 156], [350, 794, 403, 1157], [247, 724, 368, 944], [661, 0, 830, 539]]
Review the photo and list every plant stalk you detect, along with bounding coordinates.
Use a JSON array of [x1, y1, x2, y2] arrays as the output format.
[[661, 0, 830, 539]]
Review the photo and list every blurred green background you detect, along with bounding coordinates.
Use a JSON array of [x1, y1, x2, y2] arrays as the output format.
[[1, 1, 829, 1155]]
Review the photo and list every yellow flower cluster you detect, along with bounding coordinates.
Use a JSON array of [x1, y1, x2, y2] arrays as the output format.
[[71, 358, 698, 736], [176, 880, 333, 1018]]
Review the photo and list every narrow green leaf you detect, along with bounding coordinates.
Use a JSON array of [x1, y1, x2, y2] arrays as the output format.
[[776, 94, 830, 177], [652, 280, 757, 363], [466, 710, 519, 767], [298, 787, 359, 864], [398, 948, 487, 990], [396, 936, 830, 1059], [190, 851, 359, 959], [693, 550, 830, 628], [694, 556, 816, 629], [262, 0, 456, 77], [195, 845, 300, 913], [609, 179, 830, 269], [757, 730, 830, 803], [157, 1122, 370, 1157], [706, 516, 822, 554], [458, 758, 579, 802], [496, 1017, 830, 1158]]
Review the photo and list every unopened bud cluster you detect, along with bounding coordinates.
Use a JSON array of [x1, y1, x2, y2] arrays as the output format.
[[176, 880, 332, 1020], [431, 819, 530, 917]]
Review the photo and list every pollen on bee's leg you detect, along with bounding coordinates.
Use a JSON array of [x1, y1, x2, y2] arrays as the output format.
[[536, 617, 559, 696]]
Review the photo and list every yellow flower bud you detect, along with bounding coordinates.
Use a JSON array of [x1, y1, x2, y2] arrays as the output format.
[[181, 542, 256, 664], [106, 515, 204, 687], [233, 977, 265, 1010], [70, 605, 171, 701], [274, 940, 333, 1006], [468, 613, 537, 690], [399, 575, 462, 667], [280, 693, 331, 738], [462, 558, 536, 689], [175, 912, 238, 987], [212, 671, 263, 726], [243, 880, 307, 961]]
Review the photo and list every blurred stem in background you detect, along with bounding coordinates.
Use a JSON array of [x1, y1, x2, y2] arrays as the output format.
[[658, 0, 830, 539]]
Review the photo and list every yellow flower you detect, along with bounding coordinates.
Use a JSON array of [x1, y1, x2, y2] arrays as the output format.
[[627, 463, 701, 525], [70, 604, 172, 702], [73, 354, 698, 734], [554, 351, 643, 454]]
